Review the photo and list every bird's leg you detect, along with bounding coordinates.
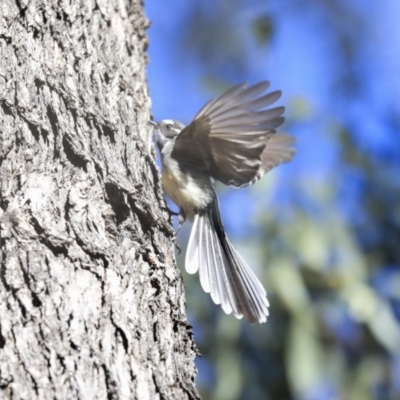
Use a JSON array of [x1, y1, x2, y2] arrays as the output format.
[[176, 209, 186, 235], [174, 209, 186, 254]]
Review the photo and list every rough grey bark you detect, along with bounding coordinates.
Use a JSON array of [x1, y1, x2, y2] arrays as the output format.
[[0, 1, 199, 399]]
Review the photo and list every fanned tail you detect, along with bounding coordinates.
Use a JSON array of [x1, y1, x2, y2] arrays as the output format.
[[185, 197, 269, 323]]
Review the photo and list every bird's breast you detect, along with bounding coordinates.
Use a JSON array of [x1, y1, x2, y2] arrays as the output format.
[[162, 157, 212, 219]]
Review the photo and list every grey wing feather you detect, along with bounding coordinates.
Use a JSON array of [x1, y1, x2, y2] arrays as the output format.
[[247, 133, 297, 186], [173, 81, 295, 187]]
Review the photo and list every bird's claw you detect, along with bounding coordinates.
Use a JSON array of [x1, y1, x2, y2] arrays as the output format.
[[165, 205, 179, 217]]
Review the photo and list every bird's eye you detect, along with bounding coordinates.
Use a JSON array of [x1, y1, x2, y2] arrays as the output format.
[[165, 124, 172, 130]]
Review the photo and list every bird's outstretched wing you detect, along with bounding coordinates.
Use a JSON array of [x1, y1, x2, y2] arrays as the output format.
[[172, 81, 296, 187]]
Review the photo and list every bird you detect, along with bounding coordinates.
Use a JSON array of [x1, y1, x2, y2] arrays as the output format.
[[152, 81, 296, 323]]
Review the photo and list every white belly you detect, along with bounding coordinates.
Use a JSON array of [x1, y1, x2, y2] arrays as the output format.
[[162, 165, 211, 218]]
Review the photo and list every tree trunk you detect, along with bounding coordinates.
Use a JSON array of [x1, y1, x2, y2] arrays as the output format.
[[0, 1, 199, 398]]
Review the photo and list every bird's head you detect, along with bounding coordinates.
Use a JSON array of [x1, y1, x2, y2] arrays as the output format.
[[150, 119, 186, 151]]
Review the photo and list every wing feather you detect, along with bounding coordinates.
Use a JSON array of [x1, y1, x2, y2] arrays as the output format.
[[173, 81, 295, 187]]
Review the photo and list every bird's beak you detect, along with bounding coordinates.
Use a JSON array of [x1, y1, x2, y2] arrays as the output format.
[[148, 120, 164, 150], [148, 120, 158, 127]]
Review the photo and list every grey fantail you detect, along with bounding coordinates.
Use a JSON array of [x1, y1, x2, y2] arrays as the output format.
[[153, 81, 296, 323]]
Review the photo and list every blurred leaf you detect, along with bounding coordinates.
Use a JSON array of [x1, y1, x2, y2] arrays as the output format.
[[289, 97, 314, 119], [269, 260, 311, 313], [349, 356, 385, 400], [251, 15, 274, 45], [368, 300, 400, 354], [286, 316, 323, 398], [215, 318, 242, 400]]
